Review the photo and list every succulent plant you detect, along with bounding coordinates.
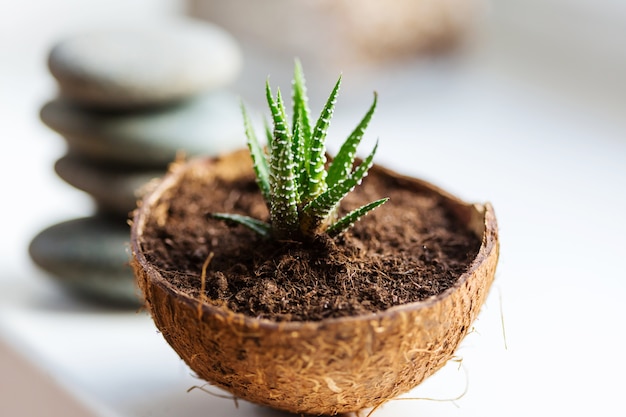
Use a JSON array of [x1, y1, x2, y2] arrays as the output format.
[[211, 60, 387, 240]]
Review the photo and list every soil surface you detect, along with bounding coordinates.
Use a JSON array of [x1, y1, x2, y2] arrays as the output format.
[[138, 159, 481, 322]]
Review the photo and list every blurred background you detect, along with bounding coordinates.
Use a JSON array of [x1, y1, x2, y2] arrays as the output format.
[[1, 0, 625, 416]]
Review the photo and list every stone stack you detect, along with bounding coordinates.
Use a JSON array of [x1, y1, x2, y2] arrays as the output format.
[[29, 19, 245, 307]]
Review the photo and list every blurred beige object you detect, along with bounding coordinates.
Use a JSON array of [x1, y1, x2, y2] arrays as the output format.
[[187, 0, 484, 63], [324, 0, 483, 59]]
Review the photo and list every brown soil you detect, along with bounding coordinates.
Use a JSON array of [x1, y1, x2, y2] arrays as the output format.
[[138, 158, 481, 322]]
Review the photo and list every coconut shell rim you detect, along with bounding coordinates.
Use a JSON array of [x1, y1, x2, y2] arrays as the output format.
[[130, 150, 498, 331]]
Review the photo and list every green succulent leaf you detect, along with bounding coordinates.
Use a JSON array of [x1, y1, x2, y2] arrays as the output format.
[[306, 75, 341, 200], [302, 140, 380, 234], [291, 115, 306, 199], [292, 59, 312, 150], [327, 92, 377, 187], [241, 101, 270, 201], [300, 181, 349, 235], [327, 198, 389, 238], [263, 116, 273, 149], [266, 81, 291, 146], [350, 139, 379, 185], [292, 59, 312, 197], [266, 82, 299, 237], [209, 213, 271, 238]]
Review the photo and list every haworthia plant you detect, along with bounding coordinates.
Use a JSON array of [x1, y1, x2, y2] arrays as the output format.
[[210, 60, 388, 240]]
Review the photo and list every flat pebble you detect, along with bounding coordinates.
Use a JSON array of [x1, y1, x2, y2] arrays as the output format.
[[29, 216, 141, 307], [40, 91, 245, 167], [48, 19, 242, 109], [55, 155, 162, 218]]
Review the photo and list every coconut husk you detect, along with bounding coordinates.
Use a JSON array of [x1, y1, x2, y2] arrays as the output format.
[[130, 150, 499, 415]]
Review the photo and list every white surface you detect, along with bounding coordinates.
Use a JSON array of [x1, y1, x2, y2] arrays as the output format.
[[1, 1, 625, 416]]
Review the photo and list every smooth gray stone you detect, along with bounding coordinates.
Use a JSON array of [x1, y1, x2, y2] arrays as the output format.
[[40, 91, 246, 168], [29, 217, 141, 307], [55, 155, 163, 218], [48, 19, 242, 109]]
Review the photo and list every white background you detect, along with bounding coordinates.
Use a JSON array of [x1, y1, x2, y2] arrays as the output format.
[[1, 1, 625, 416]]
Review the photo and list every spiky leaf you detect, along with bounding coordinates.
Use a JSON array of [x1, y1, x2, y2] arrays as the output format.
[[327, 198, 388, 237], [302, 141, 380, 234], [266, 82, 299, 237], [291, 115, 306, 199], [241, 101, 270, 201], [209, 213, 271, 238], [292, 59, 312, 149], [306, 75, 341, 200], [327, 92, 377, 187], [263, 116, 273, 149]]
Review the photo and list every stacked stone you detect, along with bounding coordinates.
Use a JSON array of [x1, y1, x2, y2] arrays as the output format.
[[29, 19, 244, 307]]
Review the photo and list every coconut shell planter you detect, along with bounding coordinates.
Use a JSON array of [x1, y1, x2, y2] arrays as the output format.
[[130, 62, 499, 415]]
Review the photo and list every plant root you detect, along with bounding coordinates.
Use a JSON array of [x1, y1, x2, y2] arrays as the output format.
[[197, 251, 214, 320], [187, 383, 239, 408]]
